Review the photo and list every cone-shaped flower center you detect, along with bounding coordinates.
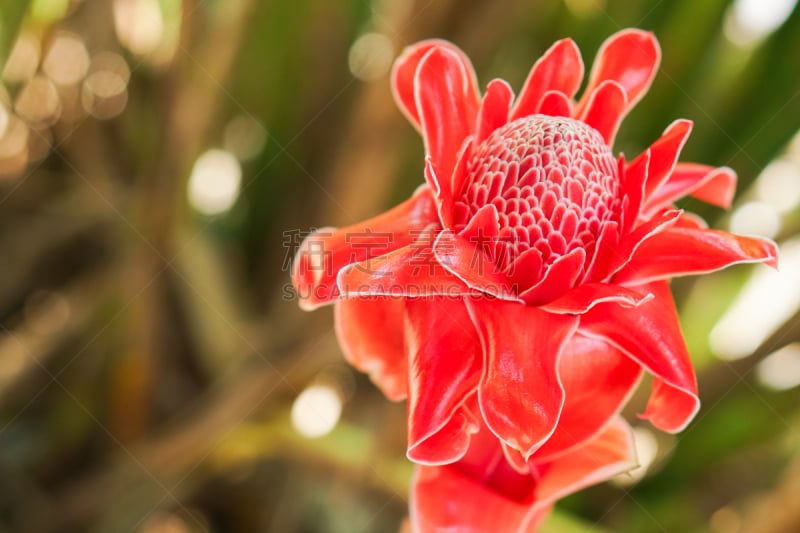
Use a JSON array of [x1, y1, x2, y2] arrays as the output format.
[[454, 115, 620, 272]]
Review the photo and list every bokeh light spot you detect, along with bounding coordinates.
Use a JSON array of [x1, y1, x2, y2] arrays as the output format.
[[725, 0, 798, 47], [613, 426, 658, 486], [15, 75, 62, 125], [348, 33, 394, 81], [291, 384, 343, 438], [187, 149, 242, 216], [113, 0, 165, 56], [710, 238, 800, 360], [757, 343, 800, 391], [755, 159, 800, 213], [81, 52, 131, 119], [43, 32, 90, 86], [223, 115, 267, 161], [729, 201, 781, 239]]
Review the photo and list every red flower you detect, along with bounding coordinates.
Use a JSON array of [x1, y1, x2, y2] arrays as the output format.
[[411, 415, 636, 532], [293, 29, 777, 470]]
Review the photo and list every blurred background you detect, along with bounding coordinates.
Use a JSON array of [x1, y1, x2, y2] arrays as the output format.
[[0, 0, 798, 531]]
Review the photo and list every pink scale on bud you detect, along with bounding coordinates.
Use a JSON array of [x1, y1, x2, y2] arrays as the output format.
[[454, 115, 620, 281]]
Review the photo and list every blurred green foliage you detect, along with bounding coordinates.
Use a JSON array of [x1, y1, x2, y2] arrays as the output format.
[[0, 1, 798, 532], [0, 1, 29, 69]]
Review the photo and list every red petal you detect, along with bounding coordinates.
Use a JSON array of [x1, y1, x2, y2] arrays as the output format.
[[505, 247, 544, 293], [676, 212, 709, 229], [637, 119, 694, 200], [536, 90, 572, 117], [467, 299, 579, 459], [424, 157, 453, 228], [577, 29, 660, 117], [391, 40, 476, 131], [540, 283, 653, 314], [642, 377, 702, 432], [620, 150, 649, 234], [518, 248, 586, 304], [475, 78, 513, 144], [511, 38, 584, 121], [458, 202, 501, 262], [408, 409, 477, 466], [410, 418, 635, 532], [460, 203, 501, 242], [682, 165, 737, 207], [503, 442, 532, 474], [581, 220, 620, 283], [614, 227, 779, 285], [335, 298, 408, 400], [415, 46, 480, 186], [449, 401, 503, 479], [337, 238, 471, 298], [580, 281, 699, 433], [412, 420, 547, 532], [532, 337, 643, 462], [434, 230, 519, 300], [406, 298, 482, 464], [605, 209, 682, 279], [645, 163, 737, 214], [449, 134, 475, 205], [410, 465, 537, 533], [531, 416, 637, 503], [410, 417, 634, 532], [292, 187, 438, 309], [579, 80, 628, 145]]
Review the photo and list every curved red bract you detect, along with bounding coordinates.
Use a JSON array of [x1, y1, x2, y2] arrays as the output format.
[[411, 416, 637, 533], [292, 29, 778, 531]]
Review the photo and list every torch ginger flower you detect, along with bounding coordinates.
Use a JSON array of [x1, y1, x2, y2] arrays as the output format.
[[292, 28, 778, 527]]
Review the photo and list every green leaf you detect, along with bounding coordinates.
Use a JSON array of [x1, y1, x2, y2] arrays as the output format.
[[0, 0, 30, 71], [29, 0, 65, 23]]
